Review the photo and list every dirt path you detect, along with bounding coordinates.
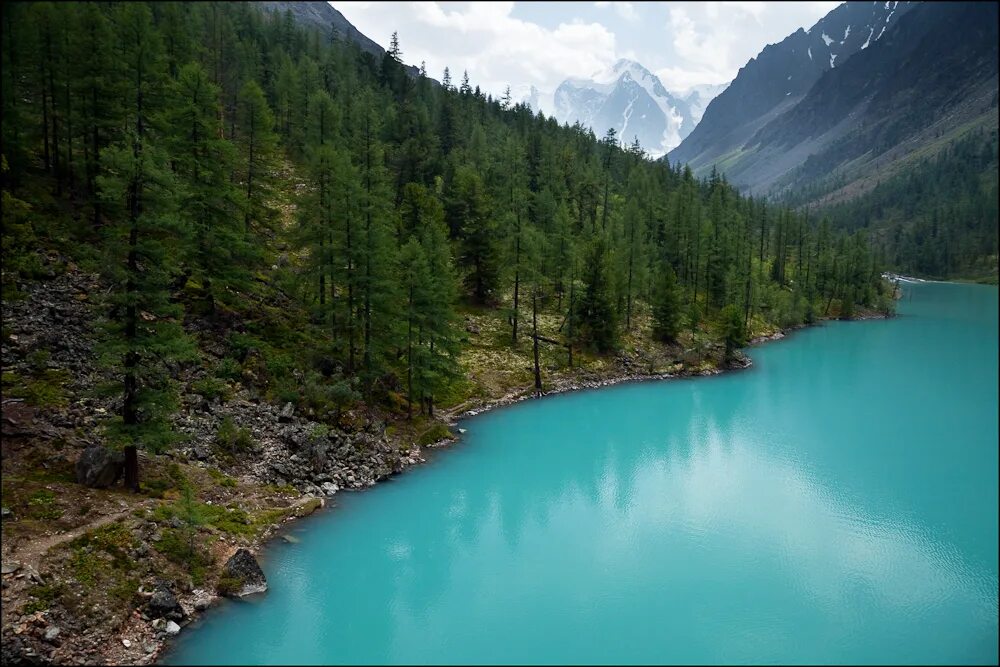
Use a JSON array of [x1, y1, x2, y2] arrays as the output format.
[[10, 500, 157, 575]]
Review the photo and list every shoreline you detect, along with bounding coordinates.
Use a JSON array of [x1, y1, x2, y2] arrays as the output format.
[[153, 307, 897, 663], [153, 307, 896, 663], [0, 299, 893, 666]]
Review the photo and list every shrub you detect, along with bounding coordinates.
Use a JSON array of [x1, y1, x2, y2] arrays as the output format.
[[215, 416, 254, 454], [192, 377, 230, 402], [417, 423, 454, 447]]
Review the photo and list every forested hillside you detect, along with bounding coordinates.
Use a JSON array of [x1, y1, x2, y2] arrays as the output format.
[[0, 0, 891, 491]]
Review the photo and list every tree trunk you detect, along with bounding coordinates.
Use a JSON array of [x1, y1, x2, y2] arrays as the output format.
[[532, 288, 542, 393]]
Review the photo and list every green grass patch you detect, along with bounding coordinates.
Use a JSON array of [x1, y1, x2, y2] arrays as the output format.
[[23, 581, 66, 614], [416, 423, 454, 447], [206, 467, 239, 488]]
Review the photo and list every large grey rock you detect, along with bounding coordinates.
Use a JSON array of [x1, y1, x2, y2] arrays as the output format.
[[75, 445, 124, 488], [221, 549, 267, 597], [146, 588, 184, 620]]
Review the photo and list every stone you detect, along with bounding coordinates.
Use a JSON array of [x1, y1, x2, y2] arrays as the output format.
[[281, 534, 301, 544], [143, 641, 157, 654], [75, 444, 125, 488], [221, 549, 267, 597], [1, 561, 21, 575], [1, 506, 12, 520], [164, 621, 181, 636], [278, 402, 295, 422], [320, 481, 339, 497], [146, 588, 184, 620], [43, 626, 60, 642], [191, 443, 211, 461], [191, 591, 212, 611], [122, 639, 131, 648]]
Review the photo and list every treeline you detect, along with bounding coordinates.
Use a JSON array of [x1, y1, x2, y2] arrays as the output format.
[[806, 128, 999, 279], [0, 2, 890, 487]]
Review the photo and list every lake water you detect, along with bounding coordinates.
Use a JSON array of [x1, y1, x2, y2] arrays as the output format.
[[165, 281, 998, 665]]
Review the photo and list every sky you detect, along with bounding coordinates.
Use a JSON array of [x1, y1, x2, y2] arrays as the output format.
[[333, 1, 840, 98]]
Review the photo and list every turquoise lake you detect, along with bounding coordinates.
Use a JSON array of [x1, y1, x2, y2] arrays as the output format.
[[165, 281, 999, 665]]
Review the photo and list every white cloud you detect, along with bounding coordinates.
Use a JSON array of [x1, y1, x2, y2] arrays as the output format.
[[336, 1, 616, 100], [657, 1, 839, 92], [334, 1, 841, 99], [594, 2, 638, 22]]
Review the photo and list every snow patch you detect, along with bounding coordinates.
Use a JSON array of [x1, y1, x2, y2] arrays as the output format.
[[861, 26, 874, 49], [830, 53, 837, 68], [619, 93, 637, 144], [843, 25, 851, 40], [821, 32, 834, 46], [807, 47, 813, 60]]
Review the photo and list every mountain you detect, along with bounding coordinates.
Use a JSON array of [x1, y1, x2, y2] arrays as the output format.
[[261, 1, 421, 78], [547, 59, 708, 158], [741, 1, 997, 198], [668, 1, 914, 176], [681, 83, 729, 125], [670, 1, 997, 205]]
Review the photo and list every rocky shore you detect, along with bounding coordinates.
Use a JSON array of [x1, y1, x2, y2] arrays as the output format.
[[0, 271, 894, 665]]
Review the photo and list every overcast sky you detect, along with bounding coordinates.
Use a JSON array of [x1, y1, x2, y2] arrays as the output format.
[[333, 1, 840, 97]]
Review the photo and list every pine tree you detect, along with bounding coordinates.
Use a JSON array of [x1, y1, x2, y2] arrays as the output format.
[[166, 62, 250, 312], [96, 3, 193, 492], [652, 263, 682, 343], [235, 80, 278, 233], [578, 236, 618, 352]]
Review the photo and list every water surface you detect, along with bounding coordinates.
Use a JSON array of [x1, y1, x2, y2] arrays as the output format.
[[166, 282, 999, 665]]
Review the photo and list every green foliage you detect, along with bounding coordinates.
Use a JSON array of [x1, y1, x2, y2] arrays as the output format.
[[215, 416, 254, 455], [23, 582, 66, 614], [207, 467, 238, 488], [652, 265, 683, 343], [192, 376, 231, 402], [0, 0, 893, 447], [578, 237, 619, 353], [68, 522, 138, 586], [718, 304, 747, 363], [416, 422, 453, 447]]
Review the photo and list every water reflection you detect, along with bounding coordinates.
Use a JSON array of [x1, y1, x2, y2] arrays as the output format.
[[167, 283, 998, 665]]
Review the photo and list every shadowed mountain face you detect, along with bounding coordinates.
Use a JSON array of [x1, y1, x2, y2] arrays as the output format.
[[261, 1, 422, 78], [668, 1, 914, 178]]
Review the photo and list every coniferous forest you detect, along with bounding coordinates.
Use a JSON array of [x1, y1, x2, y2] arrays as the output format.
[[0, 1, 893, 489], [9, 5, 1000, 667]]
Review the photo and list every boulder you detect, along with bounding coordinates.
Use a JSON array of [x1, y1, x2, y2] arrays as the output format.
[[146, 588, 184, 620], [164, 621, 181, 636], [75, 445, 124, 488], [320, 482, 339, 497], [278, 402, 295, 422], [221, 549, 267, 597]]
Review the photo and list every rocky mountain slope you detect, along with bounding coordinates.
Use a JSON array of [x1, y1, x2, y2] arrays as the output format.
[[668, 1, 914, 178], [745, 0, 998, 199], [261, 1, 421, 78]]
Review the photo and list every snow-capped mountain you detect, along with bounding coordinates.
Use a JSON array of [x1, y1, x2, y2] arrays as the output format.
[[680, 83, 729, 125], [541, 59, 720, 158], [669, 1, 914, 174]]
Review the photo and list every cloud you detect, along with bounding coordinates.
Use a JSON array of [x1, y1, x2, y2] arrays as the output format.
[[657, 1, 840, 92], [334, 1, 841, 99], [594, 2, 638, 22], [335, 1, 617, 99]]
